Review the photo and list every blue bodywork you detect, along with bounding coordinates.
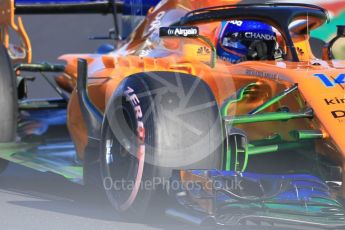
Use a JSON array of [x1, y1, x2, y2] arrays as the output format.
[[171, 170, 345, 228]]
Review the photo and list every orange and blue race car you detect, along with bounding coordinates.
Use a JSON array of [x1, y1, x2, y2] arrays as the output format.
[[1, 0, 345, 228]]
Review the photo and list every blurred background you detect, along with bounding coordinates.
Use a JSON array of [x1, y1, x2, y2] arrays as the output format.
[[22, 13, 114, 98]]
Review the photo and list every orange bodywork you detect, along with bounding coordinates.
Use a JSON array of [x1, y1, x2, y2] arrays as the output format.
[[6, 0, 344, 192], [59, 0, 342, 156], [0, 0, 31, 63]]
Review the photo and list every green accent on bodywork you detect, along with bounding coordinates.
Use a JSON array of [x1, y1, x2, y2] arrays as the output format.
[[222, 85, 312, 173], [225, 110, 313, 125], [249, 84, 298, 115], [242, 145, 249, 172], [221, 197, 345, 226], [248, 144, 278, 155], [290, 130, 324, 141], [247, 130, 322, 157], [309, 197, 344, 207], [225, 140, 249, 172], [312, 12, 345, 42], [0, 142, 83, 184], [231, 136, 318, 170], [248, 141, 309, 156], [226, 149, 231, 171], [234, 137, 238, 171], [221, 83, 258, 117], [0, 142, 39, 154], [19, 99, 67, 110], [222, 83, 257, 171]]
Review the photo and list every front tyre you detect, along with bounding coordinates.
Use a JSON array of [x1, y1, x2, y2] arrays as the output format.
[[100, 72, 224, 218], [0, 44, 17, 174]]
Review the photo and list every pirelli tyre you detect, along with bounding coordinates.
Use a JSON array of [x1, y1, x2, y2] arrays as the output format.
[[100, 71, 224, 218], [0, 44, 17, 173]]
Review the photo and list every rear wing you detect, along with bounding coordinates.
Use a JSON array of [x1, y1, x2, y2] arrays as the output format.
[[14, 0, 159, 15], [0, 0, 159, 63], [15, 0, 120, 14]]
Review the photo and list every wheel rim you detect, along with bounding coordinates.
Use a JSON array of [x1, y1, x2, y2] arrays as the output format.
[[103, 104, 145, 211]]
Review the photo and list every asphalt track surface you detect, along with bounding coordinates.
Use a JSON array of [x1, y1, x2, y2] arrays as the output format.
[[0, 14, 312, 230]]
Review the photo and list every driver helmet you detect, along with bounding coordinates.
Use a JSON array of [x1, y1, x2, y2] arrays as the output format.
[[216, 20, 277, 63]]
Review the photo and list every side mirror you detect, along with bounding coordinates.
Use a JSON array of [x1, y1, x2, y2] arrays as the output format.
[[159, 26, 216, 68], [322, 25, 345, 60]]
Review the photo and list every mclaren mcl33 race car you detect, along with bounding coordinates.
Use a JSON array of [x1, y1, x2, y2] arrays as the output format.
[[1, 0, 345, 228]]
